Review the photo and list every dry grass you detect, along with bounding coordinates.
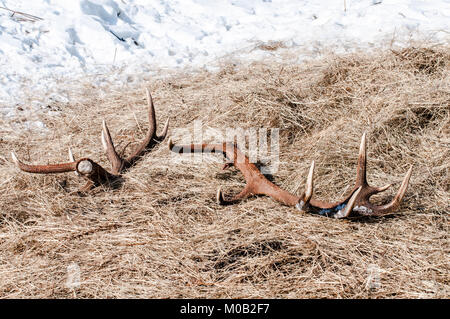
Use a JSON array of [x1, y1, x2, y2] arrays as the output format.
[[0, 46, 448, 298]]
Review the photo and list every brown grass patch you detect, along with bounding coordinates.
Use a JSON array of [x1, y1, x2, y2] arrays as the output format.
[[0, 46, 448, 298]]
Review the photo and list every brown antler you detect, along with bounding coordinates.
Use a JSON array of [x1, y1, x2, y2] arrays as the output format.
[[101, 88, 169, 174], [12, 89, 168, 193], [168, 133, 412, 218]]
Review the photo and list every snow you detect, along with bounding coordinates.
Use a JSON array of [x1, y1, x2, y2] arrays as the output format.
[[0, 0, 449, 125]]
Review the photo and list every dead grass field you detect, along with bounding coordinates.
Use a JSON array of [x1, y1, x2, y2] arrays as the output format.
[[0, 46, 448, 298]]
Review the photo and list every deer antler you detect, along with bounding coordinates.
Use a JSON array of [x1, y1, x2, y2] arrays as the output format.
[[168, 134, 412, 218], [12, 89, 169, 193]]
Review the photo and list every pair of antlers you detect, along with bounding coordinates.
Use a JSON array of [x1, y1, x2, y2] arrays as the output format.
[[168, 134, 412, 218], [11, 89, 412, 218], [11, 89, 169, 192]]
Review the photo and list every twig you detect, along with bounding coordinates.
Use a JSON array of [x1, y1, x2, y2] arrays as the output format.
[[110, 30, 125, 42], [0, 6, 43, 22]]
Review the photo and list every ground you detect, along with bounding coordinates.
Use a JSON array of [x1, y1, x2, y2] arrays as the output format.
[[0, 46, 448, 298]]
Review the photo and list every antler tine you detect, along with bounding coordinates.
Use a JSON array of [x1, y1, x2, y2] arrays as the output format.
[[216, 185, 252, 205], [158, 117, 170, 141], [372, 165, 413, 215], [123, 88, 169, 168], [11, 151, 78, 174], [370, 183, 392, 195], [145, 87, 157, 138], [149, 87, 170, 141], [355, 133, 391, 195], [216, 186, 225, 204], [296, 161, 315, 212], [11, 151, 19, 166], [168, 137, 175, 151], [354, 133, 389, 193], [68, 148, 80, 176], [355, 133, 367, 187], [68, 148, 75, 162], [305, 161, 315, 202], [101, 119, 124, 175], [333, 186, 362, 219]]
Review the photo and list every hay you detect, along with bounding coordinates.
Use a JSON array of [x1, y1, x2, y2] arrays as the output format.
[[0, 46, 448, 298]]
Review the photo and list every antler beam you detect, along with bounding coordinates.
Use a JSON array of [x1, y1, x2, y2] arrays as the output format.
[[168, 134, 412, 218]]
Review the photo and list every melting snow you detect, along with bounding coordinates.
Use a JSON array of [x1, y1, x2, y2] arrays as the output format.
[[0, 0, 448, 126]]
